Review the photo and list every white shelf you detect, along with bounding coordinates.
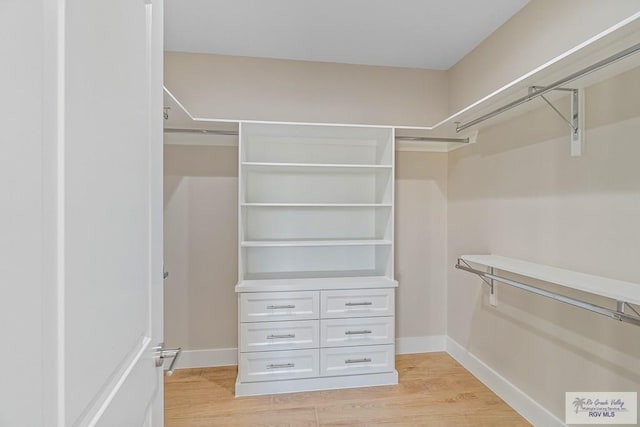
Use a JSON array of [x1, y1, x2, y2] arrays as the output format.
[[236, 275, 398, 292], [460, 255, 640, 306], [242, 203, 392, 207], [242, 162, 392, 169], [241, 239, 392, 248]]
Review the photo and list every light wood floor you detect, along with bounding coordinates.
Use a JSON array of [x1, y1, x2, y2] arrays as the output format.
[[165, 352, 530, 426]]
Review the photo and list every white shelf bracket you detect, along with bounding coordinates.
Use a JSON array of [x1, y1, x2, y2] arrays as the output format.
[[530, 86, 584, 157]]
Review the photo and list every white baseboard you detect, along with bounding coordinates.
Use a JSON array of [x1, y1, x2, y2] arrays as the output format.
[[445, 337, 564, 427], [395, 335, 446, 354], [175, 348, 237, 369]]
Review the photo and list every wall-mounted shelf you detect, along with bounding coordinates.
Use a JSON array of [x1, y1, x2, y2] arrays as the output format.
[[163, 12, 640, 152], [456, 254, 640, 327]]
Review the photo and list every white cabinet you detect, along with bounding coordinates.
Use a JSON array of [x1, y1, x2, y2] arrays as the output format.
[[236, 122, 398, 396]]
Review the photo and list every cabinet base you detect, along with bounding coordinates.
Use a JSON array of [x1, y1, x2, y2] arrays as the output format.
[[234, 370, 398, 397]]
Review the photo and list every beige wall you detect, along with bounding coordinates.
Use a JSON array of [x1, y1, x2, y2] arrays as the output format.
[[165, 51, 449, 126], [395, 152, 448, 338], [164, 145, 239, 350], [447, 66, 640, 420], [448, 0, 640, 113]]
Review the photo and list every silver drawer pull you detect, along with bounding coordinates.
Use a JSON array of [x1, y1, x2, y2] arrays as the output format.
[[345, 330, 372, 335], [267, 334, 296, 339], [267, 304, 295, 309], [345, 302, 372, 306], [345, 358, 372, 364], [267, 363, 295, 369]]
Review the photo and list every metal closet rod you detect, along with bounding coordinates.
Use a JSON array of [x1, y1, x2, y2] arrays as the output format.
[[163, 128, 469, 143], [456, 41, 640, 132], [455, 260, 640, 327]]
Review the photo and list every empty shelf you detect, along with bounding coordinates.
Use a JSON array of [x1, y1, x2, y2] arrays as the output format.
[[236, 275, 399, 292], [242, 203, 392, 207], [460, 254, 640, 306], [242, 162, 392, 169], [241, 239, 392, 247]]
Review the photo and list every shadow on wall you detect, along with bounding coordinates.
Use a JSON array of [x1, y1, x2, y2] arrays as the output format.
[[164, 144, 239, 205]]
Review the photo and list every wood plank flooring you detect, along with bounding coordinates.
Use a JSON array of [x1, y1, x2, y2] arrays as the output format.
[[165, 352, 530, 426]]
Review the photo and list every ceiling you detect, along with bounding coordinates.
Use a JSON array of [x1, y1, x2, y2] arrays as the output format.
[[164, 0, 529, 70]]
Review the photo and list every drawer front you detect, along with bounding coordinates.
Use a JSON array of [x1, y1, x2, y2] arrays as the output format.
[[240, 320, 319, 352], [321, 317, 394, 348], [239, 349, 319, 383], [321, 289, 394, 318], [240, 291, 319, 322], [320, 344, 394, 377]]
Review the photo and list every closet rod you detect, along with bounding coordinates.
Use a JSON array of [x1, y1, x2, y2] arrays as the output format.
[[455, 260, 640, 327], [163, 128, 469, 143], [456, 41, 640, 132], [164, 128, 238, 136], [395, 136, 468, 143]]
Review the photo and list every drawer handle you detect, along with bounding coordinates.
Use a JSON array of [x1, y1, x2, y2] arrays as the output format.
[[267, 334, 296, 339], [345, 302, 372, 306], [345, 358, 372, 364], [345, 330, 372, 335], [267, 363, 295, 369], [267, 304, 295, 309]]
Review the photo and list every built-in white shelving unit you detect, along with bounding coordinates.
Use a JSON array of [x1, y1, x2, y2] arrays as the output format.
[[238, 123, 395, 284], [235, 122, 398, 396]]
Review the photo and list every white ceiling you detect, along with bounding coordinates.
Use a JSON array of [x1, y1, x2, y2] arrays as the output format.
[[164, 0, 529, 70]]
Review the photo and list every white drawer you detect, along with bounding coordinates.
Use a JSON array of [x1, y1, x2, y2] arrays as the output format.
[[239, 349, 319, 383], [240, 291, 319, 322], [240, 320, 319, 352], [321, 288, 394, 318], [321, 317, 394, 348], [320, 344, 394, 377]]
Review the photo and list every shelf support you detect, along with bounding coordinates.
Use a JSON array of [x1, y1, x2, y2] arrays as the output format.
[[455, 258, 640, 327], [530, 86, 584, 156]]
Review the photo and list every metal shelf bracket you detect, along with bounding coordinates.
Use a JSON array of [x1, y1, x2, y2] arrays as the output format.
[[530, 86, 584, 157]]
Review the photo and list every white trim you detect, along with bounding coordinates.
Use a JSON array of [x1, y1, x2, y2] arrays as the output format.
[[175, 348, 238, 369], [395, 335, 446, 354], [445, 337, 565, 427], [235, 370, 398, 397]]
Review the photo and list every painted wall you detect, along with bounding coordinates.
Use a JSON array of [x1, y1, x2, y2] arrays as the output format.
[[447, 66, 640, 421], [164, 145, 239, 352], [448, 0, 640, 113], [164, 51, 449, 127]]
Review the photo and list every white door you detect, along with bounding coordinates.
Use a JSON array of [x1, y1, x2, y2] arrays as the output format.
[[1, 0, 163, 425], [54, 0, 164, 425]]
